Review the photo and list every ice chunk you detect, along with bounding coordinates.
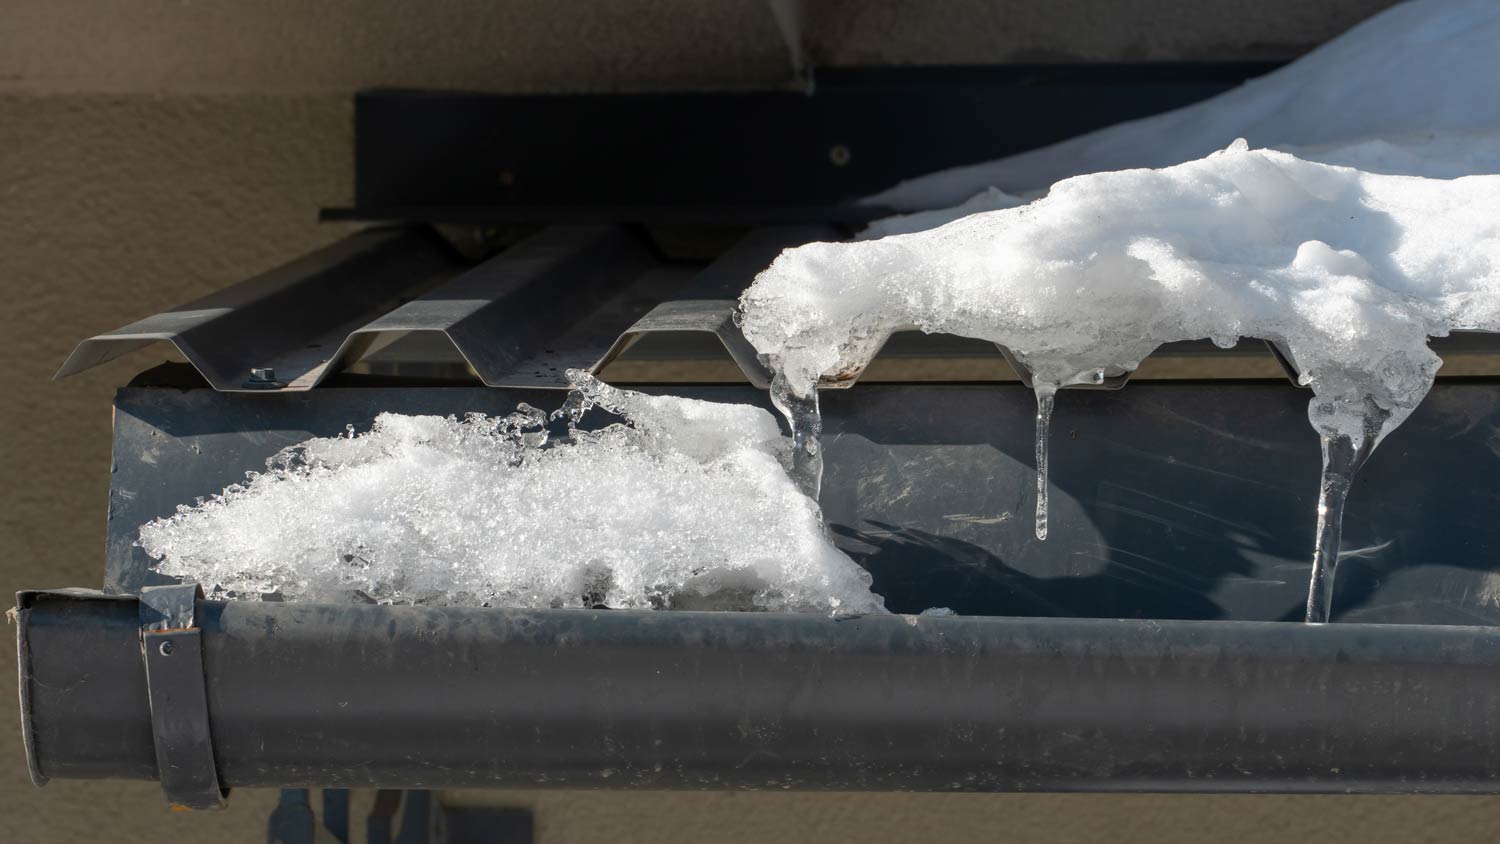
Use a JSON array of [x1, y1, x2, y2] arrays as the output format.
[[769, 371, 824, 499], [867, 0, 1500, 210], [138, 372, 886, 615]]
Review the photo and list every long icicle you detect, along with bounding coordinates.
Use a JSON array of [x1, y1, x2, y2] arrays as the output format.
[[1033, 383, 1059, 541], [771, 372, 824, 500], [1304, 400, 1388, 623]]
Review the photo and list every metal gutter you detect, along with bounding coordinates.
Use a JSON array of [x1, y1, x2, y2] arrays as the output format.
[[17, 589, 1500, 794]]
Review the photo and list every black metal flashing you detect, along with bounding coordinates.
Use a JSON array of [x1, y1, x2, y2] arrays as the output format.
[[326, 64, 1283, 225]]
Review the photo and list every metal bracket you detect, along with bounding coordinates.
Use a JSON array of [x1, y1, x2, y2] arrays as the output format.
[[139, 583, 228, 810]]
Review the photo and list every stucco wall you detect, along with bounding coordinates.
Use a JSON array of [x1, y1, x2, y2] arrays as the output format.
[[10, 2, 1496, 842], [0, 91, 350, 841], [2, 0, 1400, 93]]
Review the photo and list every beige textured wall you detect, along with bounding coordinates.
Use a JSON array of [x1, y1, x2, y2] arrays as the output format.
[[5, 1, 1488, 842], [1, 0, 1401, 93], [0, 91, 352, 840], [457, 791, 1500, 843], [0, 1, 792, 93]]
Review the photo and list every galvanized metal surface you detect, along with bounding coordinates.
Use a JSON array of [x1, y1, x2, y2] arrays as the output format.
[[59, 219, 1500, 394], [592, 300, 773, 388], [57, 224, 768, 391], [589, 226, 847, 389], [329, 225, 658, 387], [55, 228, 467, 392], [18, 589, 1500, 792]]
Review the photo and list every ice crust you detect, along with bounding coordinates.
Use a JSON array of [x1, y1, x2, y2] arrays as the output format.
[[867, 0, 1500, 210], [740, 142, 1500, 444], [139, 372, 886, 615]]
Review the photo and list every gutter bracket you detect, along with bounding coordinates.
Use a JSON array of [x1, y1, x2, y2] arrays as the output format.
[[139, 583, 228, 811]]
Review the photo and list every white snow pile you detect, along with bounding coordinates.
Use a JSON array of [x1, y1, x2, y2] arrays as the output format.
[[867, 0, 1500, 211], [739, 141, 1500, 443], [139, 372, 886, 615]]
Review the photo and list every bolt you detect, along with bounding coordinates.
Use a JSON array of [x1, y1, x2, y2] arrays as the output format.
[[249, 367, 277, 383], [158, 640, 175, 656], [828, 144, 851, 167]]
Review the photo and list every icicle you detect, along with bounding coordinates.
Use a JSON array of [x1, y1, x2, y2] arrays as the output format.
[[770, 371, 824, 500], [1032, 383, 1059, 540], [1304, 398, 1390, 623]]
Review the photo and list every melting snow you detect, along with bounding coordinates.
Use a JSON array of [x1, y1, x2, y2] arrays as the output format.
[[139, 372, 886, 615], [744, 142, 1500, 440], [739, 140, 1500, 601]]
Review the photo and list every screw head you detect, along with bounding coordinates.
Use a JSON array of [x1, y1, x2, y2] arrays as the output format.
[[158, 640, 175, 656], [828, 144, 851, 167]]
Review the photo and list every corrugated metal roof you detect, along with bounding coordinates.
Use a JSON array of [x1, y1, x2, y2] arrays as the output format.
[[52, 223, 861, 391], [56, 222, 1500, 392]]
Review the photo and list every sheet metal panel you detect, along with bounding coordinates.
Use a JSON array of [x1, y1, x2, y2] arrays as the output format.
[[105, 382, 1500, 626], [55, 228, 467, 392]]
